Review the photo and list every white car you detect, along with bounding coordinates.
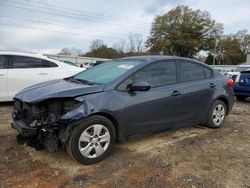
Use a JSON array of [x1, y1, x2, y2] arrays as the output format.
[[0, 51, 85, 101], [225, 64, 250, 81], [82, 62, 95, 69]]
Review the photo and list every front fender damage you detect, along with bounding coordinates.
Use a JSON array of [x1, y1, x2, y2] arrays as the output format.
[[58, 98, 96, 145], [59, 97, 95, 122]]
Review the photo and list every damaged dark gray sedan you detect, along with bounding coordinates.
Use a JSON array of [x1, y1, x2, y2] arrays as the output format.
[[12, 56, 234, 164]]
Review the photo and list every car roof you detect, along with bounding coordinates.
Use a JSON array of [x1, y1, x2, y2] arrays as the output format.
[[0, 51, 56, 61], [121, 55, 203, 62], [0, 51, 46, 58], [121, 55, 188, 61], [120, 55, 209, 67]]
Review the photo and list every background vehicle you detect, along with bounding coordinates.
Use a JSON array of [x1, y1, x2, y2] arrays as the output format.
[[61, 60, 78, 67], [0, 51, 84, 101], [225, 64, 250, 81], [83, 62, 95, 69], [12, 56, 234, 164], [234, 69, 250, 101], [215, 68, 228, 75]]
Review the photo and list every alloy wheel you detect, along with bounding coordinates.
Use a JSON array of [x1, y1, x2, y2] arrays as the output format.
[[78, 124, 110, 159], [212, 104, 225, 126]]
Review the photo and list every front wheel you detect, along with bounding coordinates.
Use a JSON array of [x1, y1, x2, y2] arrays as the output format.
[[206, 100, 227, 128], [67, 116, 115, 165]]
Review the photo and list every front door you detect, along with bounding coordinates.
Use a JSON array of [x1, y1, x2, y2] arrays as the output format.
[[8, 55, 54, 99], [115, 60, 183, 136], [0, 55, 9, 101]]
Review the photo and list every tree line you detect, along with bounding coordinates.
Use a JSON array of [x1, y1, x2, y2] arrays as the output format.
[[58, 5, 250, 65], [59, 33, 148, 59]]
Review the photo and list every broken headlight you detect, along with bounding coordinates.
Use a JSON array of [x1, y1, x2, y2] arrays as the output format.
[[63, 100, 81, 113]]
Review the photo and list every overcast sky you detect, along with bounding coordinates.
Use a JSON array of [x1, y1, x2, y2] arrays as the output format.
[[0, 0, 250, 54]]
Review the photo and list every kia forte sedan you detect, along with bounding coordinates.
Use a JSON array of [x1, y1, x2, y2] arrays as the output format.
[[11, 56, 234, 164]]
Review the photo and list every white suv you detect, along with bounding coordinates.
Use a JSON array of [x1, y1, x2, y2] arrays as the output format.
[[0, 51, 85, 101], [226, 64, 250, 81]]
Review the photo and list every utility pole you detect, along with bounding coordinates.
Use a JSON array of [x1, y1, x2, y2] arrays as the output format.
[[246, 43, 250, 64], [213, 39, 219, 65]]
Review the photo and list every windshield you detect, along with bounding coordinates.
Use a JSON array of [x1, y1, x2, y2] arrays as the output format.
[[235, 67, 250, 72], [73, 59, 143, 84]]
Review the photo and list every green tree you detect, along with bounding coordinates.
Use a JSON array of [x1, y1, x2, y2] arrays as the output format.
[[85, 45, 120, 59], [146, 5, 223, 57], [218, 35, 246, 65], [205, 53, 217, 65], [234, 30, 250, 53]]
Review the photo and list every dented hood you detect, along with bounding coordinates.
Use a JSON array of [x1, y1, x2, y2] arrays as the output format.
[[14, 79, 104, 103]]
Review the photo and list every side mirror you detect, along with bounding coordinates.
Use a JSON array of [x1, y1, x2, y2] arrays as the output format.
[[127, 81, 151, 92]]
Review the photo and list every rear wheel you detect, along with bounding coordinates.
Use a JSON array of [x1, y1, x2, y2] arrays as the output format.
[[236, 95, 247, 101], [206, 100, 227, 128], [67, 115, 115, 165]]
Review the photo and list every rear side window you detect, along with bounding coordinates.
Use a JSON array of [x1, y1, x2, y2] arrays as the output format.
[[43, 60, 58, 67], [180, 61, 205, 82], [0, 55, 7, 69], [241, 71, 250, 77], [12, 56, 43, 68], [117, 61, 177, 90], [204, 67, 212, 78]]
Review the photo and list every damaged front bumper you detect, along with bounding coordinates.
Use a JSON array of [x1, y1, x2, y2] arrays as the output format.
[[11, 120, 37, 137], [12, 111, 61, 151], [11, 98, 90, 152], [11, 98, 93, 152]]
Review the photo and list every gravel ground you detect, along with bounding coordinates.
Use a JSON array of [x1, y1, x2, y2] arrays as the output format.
[[0, 99, 249, 188]]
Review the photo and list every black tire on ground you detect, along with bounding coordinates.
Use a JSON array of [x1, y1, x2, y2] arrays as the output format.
[[67, 115, 115, 165], [206, 100, 227, 128], [236, 95, 247, 101]]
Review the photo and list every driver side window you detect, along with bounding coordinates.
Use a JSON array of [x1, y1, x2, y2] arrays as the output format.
[[117, 61, 177, 91]]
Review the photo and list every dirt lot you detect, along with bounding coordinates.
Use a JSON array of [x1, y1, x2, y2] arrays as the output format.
[[0, 100, 250, 188]]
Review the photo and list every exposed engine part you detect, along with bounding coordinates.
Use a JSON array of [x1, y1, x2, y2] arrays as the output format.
[[13, 99, 81, 126], [12, 98, 83, 153]]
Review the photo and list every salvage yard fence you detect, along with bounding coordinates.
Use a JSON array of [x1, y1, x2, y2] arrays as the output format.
[[45, 54, 238, 72]]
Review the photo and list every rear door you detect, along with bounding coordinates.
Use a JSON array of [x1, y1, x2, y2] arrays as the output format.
[[7, 55, 56, 99], [178, 60, 215, 124], [0, 55, 9, 101]]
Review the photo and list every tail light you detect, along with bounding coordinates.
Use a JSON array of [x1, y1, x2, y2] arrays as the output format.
[[227, 79, 234, 87]]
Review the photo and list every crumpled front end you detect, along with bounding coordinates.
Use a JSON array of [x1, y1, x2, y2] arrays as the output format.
[[11, 98, 87, 152]]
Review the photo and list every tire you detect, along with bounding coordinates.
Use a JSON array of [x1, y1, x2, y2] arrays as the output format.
[[206, 100, 227, 128], [236, 95, 247, 101], [67, 115, 115, 165]]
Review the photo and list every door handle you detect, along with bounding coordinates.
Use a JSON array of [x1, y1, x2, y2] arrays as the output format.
[[0, 74, 5, 76], [209, 83, 216, 88], [171, 90, 181, 97], [38, 72, 48, 75]]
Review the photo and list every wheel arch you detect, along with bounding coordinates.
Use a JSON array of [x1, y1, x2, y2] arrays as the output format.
[[89, 112, 123, 142], [214, 96, 229, 115]]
